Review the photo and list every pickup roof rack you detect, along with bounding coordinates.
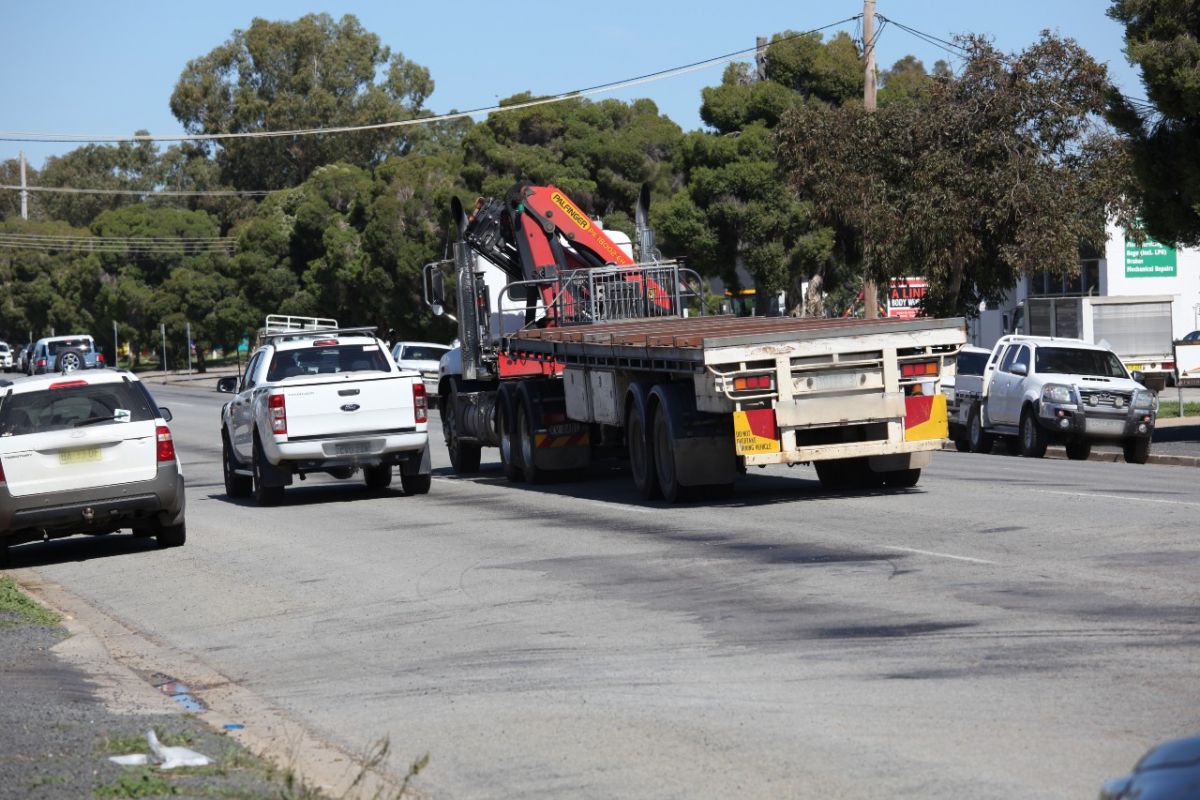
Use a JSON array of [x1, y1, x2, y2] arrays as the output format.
[[256, 315, 378, 344]]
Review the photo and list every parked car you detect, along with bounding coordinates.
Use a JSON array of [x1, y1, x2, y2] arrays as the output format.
[[15, 343, 33, 374], [1100, 734, 1200, 799], [0, 369, 186, 564], [30, 334, 105, 374], [0, 342, 12, 372], [390, 341, 451, 398], [1181, 330, 1200, 342]]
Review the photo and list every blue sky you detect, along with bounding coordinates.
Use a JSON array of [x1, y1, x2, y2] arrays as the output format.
[[2, 1, 1142, 173]]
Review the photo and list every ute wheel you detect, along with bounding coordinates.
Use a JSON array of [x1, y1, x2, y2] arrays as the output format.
[[223, 435, 252, 498], [1004, 436, 1022, 456], [442, 387, 482, 474], [1123, 437, 1150, 465], [517, 402, 545, 484], [498, 401, 522, 481], [329, 466, 356, 480], [953, 435, 970, 453], [883, 468, 921, 488], [401, 472, 432, 495], [363, 464, 392, 489], [56, 347, 86, 373], [652, 402, 684, 503], [1019, 407, 1048, 458], [156, 521, 186, 548], [253, 436, 285, 506], [1066, 440, 1092, 461], [968, 404, 993, 454], [627, 401, 660, 500]]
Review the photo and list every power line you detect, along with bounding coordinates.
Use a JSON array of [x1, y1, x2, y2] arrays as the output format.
[[0, 16, 861, 145], [0, 184, 272, 197]]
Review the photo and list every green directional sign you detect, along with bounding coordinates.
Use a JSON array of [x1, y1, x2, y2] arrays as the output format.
[[1125, 232, 1177, 278]]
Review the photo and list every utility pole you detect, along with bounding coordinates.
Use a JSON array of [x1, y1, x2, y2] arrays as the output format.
[[19, 151, 28, 221], [113, 320, 119, 371], [186, 322, 192, 374], [862, 0, 879, 319], [755, 36, 768, 82], [160, 323, 167, 374]]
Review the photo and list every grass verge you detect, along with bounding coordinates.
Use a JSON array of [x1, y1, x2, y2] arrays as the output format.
[[1157, 400, 1200, 418], [0, 575, 62, 627]]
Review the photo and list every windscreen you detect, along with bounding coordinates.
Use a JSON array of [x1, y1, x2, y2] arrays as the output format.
[[267, 343, 391, 380], [956, 350, 989, 376], [400, 345, 449, 361], [1035, 347, 1127, 378], [0, 381, 155, 437]]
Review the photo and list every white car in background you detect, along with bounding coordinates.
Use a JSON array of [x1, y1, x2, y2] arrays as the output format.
[[390, 341, 451, 398], [0, 369, 186, 564], [0, 342, 12, 372]]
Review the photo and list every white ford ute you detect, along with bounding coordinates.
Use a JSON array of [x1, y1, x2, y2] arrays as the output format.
[[0, 369, 186, 564], [217, 317, 431, 505]]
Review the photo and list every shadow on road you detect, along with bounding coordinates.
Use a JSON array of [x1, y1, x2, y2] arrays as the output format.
[[5, 533, 163, 569]]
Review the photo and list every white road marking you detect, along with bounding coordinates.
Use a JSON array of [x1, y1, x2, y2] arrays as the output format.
[[1034, 489, 1200, 508], [882, 545, 997, 565]]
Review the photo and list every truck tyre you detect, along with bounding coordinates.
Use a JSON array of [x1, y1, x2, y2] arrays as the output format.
[[1019, 407, 1047, 458], [156, 521, 186, 548], [56, 347, 86, 373], [223, 434, 253, 498], [1123, 437, 1150, 465], [968, 403, 993, 454], [498, 400, 522, 481], [253, 436, 285, 506], [442, 385, 482, 474], [401, 472, 432, 495], [517, 402, 545, 484], [883, 468, 921, 488], [1066, 440, 1091, 461], [814, 459, 853, 489], [627, 401, 661, 500], [652, 403, 684, 503], [363, 464, 392, 489]]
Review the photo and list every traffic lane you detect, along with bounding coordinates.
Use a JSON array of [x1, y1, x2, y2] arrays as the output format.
[[23, 387, 1200, 799]]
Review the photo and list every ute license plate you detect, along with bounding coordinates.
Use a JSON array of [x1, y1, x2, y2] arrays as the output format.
[[59, 446, 101, 465], [333, 441, 372, 456], [1086, 418, 1126, 435]]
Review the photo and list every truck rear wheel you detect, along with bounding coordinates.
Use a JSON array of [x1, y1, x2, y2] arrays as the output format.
[[1020, 408, 1047, 458], [498, 401, 522, 481], [883, 468, 921, 488], [1123, 437, 1150, 464], [517, 402, 545, 484], [627, 402, 660, 500], [968, 404, 993, 454], [442, 386, 482, 474], [652, 403, 683, 503]]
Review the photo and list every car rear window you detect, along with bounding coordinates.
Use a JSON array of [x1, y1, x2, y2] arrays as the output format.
[[400, 345, 449, 361], [956, 350, 988, 376], [47, 339, 95, 355], [266, 343, 392, 381], [1035, 347, 1127, 378], [0, 380, 155, 438]]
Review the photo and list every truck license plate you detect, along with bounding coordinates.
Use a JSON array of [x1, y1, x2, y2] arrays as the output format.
[[59, 447, 101, 465], [334, 441, 372, 456]]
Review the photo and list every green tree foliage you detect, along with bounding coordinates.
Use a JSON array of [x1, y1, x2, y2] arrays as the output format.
[[35, 138, 159, 227], [170, 13, 434, 190], [0, 218, 101, 342], [1108, 0, 1200, 244], [779, 33, 1127, 319]]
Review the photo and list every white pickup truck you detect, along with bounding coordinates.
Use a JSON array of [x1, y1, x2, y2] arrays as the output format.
[[217, 317, 431, 505]]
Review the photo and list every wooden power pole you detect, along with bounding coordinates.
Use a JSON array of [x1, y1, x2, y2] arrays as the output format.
[[862, 0, 879, 319]]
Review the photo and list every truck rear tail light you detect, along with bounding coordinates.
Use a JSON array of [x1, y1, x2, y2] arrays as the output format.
[[413, 383, 427, 424], [733, 375, 773, 391], [901, 361, 939, 377], [268, 394, 288, 434], [156, 426, 176, 462], [1164, 361, 1175, 371]]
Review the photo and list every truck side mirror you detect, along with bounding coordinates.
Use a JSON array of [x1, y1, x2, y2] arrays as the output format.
[[425, 263, 446, 308]]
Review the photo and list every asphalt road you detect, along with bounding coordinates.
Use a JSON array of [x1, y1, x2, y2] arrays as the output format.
[[12, 381, 1200, 799]]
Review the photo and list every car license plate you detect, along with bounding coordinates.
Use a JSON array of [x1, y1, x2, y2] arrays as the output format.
[[334, 441, 372, 455], [59, 446, 101, 465]]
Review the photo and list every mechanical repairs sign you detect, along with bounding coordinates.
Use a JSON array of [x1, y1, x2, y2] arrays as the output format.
[[1125, 231, 1177, 277], [887, 277, 928, 319]]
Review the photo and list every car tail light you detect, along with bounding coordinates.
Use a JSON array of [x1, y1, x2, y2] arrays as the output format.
[[901, 361, 939, 377], [156, 426, 176, 462], [413, 383, 427, 424], [96, 353, 105, 364], [36, 358, 46, 368], [733, 375, 774, 391], [268, 394, 287, 434]]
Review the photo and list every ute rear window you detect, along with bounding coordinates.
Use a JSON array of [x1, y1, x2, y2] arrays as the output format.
[[956, 350, 989, 376], [267, 344, 391, 381], [1035, 347, 1127, 378], [0, 381, 155, 438]]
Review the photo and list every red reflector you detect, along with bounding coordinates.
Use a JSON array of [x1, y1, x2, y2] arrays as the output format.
[[268, 393, 287, 434], [97, 353, 105, 363], [50, 380, 88, 389], [156, 425, 176, 462], [1164, 362, 1175, 370], [413, 383, 427, 424], [312, 339, 339, 347]]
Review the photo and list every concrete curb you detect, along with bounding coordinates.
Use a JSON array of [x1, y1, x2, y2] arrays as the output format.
[[942, 442, 1200, 468]]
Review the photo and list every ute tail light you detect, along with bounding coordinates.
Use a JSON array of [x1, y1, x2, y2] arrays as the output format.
[[413, 383, 427, 424], [0, 459, 6, 483], [156, 426, 176, 462], [268, 394, 287, 434]]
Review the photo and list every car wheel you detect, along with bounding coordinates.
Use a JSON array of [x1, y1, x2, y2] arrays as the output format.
[[363, 464, 392, 489], [223, 435, 252, 498], [968, 403, 993, 454], [1004, 436, 1022, 456], [1020, 407, 1048, 458], [627, 401, 660, 500], [156, 521, 186, 548], [56, 347, 86, 373], [252, 436, 284, 506], [400, 472, 432, 495], [442, 386, 482, 474], [1066, 440, 1092, 461], [1123, 437, 1151, 465]]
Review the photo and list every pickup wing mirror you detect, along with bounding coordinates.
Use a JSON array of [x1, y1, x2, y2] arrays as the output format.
[[1011, 362, 1028, 377], [216, 376, 238, 393], [1131, 370, 1145, 384], [158, 407, 173, 422]]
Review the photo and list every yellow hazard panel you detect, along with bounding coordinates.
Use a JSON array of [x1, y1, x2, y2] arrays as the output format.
[[904, 393, 948, 441], [733, 410, 781, 455]]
